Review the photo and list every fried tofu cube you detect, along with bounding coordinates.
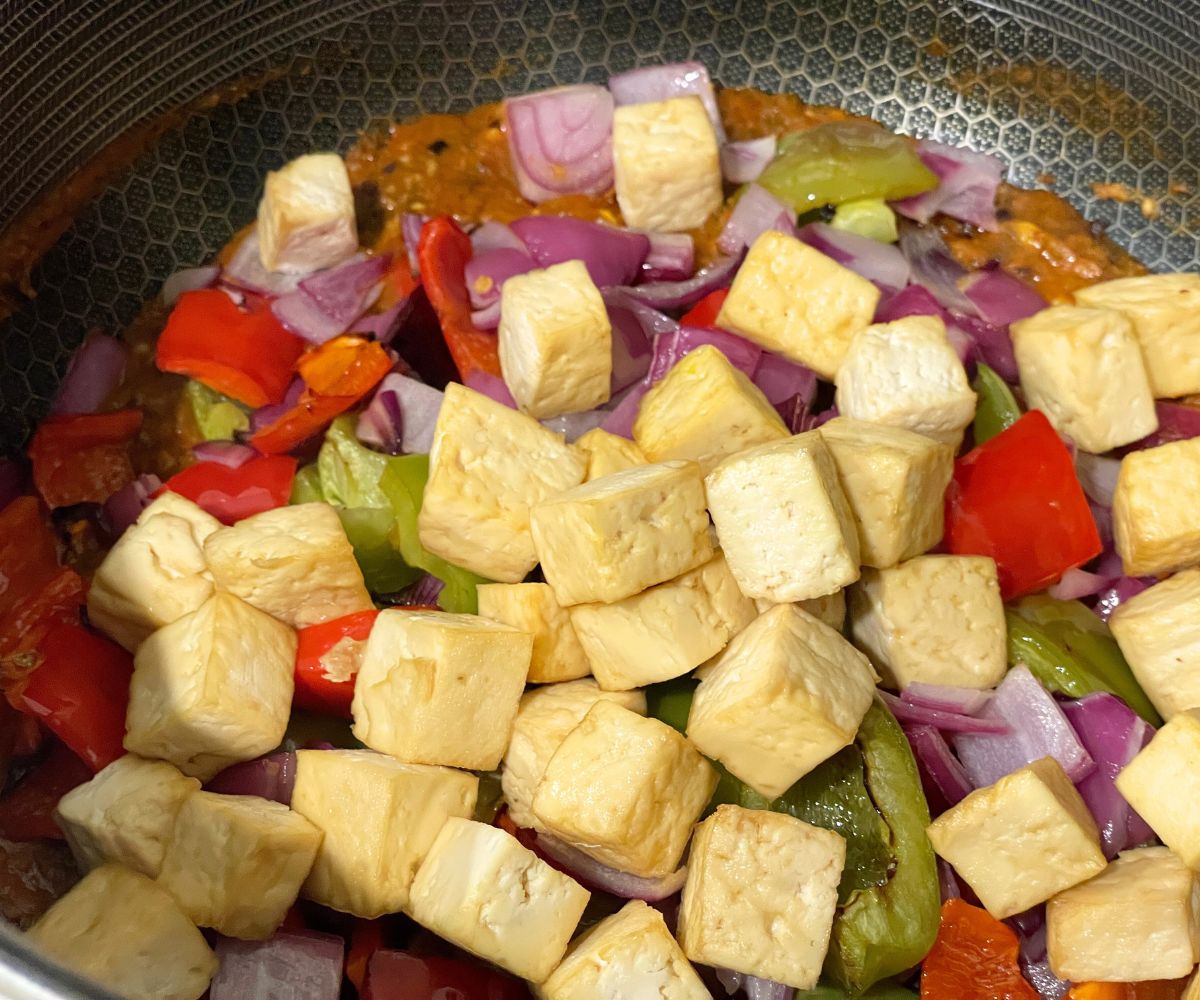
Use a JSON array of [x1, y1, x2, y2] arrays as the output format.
[[678, 805, 846, 990], [569, 553, 757, 690], [1047, 847, 1200, 983], [27, 863, 216, 1000], [124, 592, 296, 780], [204, 503, 372, 629], [632, 345, 789, 474], [848, 555, 1006, 690], [612, 96, 722, 232], [716, 230, 880, 378], [1074, 273, 1200, 398], [87, 493, 221, 651], [502, 679, 646, 829], [537, 899, 710, 1000], [927, 757, 1107, 919], [419, 383, 587, 582], [531, 461, 714, 606], [704, 431, 861, 603], [55, 754, 200, 878], [290, 748, 478, 917], [1115, 710, 1200, 868], [477, 582, 590, 684], [686, 604, 876, 798], [819, 417, 954, 569], [351, 609, 531, 770], [156, 791, 321, 940], [498, 260, 613, 419], [408, 818, 590, 983], [1012, 304, 1158, 452], [575, 427, 647, 481], [1110, 569, 1200, 720], [531, 700, 716, 878], [256, 152, 357, 274], [1113, 437, 1200, 576]]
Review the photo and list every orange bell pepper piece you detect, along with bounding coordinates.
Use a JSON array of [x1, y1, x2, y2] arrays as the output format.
[[28, 410, 142, 508], [921, 898, 1038, 1000], [1070, 980, 1189, 1000]]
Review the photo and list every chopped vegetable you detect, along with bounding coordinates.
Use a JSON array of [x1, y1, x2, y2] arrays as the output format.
[[361, 948, 531, 1000], [919, 899, 1038, 1000], [894, 140, 1005, 232], [680, 287, 730, 328], [511, 215, 649, 289], [209, 930, 344, 1000], [50, 332, 128, 416], [356, 373, 444, 456], [337, 506, 422, 594], [160, 264, 219, 306], [830, 198, 899, 243], [205, 751, 297, 805], [0, 567, 86, 706], [971, 362, 1022, 444], [28, 409, 142, 508], [905, 725, 973, 815], [720, 135, 778, 183], [0, 497, 61, 626], [185, 380, 250, 441], [961, 268, 1047, 327], [878, 691, 1008, 735], [1126, 401, 1200, 451], [292, 610, 379, 717], [164, 454, 298, 524], [717, 183, 797, 255], [607, 61, 723, 138], [614, 254, 741, 312], [532, 830, 688, 902], [641, 231, 695, 282], [504, 84, 615, 203], [796, 222, 910, 291], [0, 741, 92, 841]]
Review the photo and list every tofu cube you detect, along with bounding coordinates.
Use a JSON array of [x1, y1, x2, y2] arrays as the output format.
[[835, 315, 976, 445], [819, 417, 955, 569], [87, 492, 221, 651], [1110, 568, 1200, 720], [156, 791, 321, 940], [927, 757, 1107, 919], [569, 553, 757, 690], [704, 430, 861, 603], [408, 818, 590, 983], [848, 555, 1006, 690], [350, 609, 531, 770], [419, 383, 587, 582], [531, 700, 717, 878], [632, 345, 789, 475], [575, 427, 647, 481], [686, 604, 877, 798], [1074, 273, 1200, 399], [1012, 304, 1157, 452], [204, 502, 372, 629], [290, 748, 478, 917], [537, 899, 710, 1000], [612, 96, 722, 233], [716, 230, 880, 379], [700, 590, 845, 680], [1115, 710, 1200, 868], [26, 863, 216, 1000], [1047, 847, 1200, 983], [1113, 437, 1200, 576], [678, 805, 846, 990], [531, 460, 714, 606], [256, 152, 357, 274], [498, 260, 612, 419], [477, 582, 591, 684], [124, 592, 296, 780], [503, 679, 646, 829], [55, 754, 200, 878]]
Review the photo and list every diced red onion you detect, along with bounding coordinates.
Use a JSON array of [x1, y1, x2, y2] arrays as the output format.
[[161, 265, 219, 307], [0, 460, 26, 513], [505, 85, 615, 202], [351, 300, 412, 344], [613, 255, 742, 312], [223, 229, 304, 295], [745, 978, 794, 1000], [879, 690, 1008, 734], [209, 930, 344, 1000], [752, 352, 817, 408], [356, 372, 444, 455], [893, 140, 1005, 231], [464, 247, 536, 310], [962, 267, 1047, 326], [715, 968, 745, 996], [598, 381, 649, 439], [464, 369, 517, 408], [954, 313, 1018, 382], [386, 573, 445, 608], [1093, 576, 1154, 623], [1047, 567, 1109, 602], [718, 184, 797, 256], [511, 216, 649, 289], [641, 231, 695, 282], [401, 213, 426, 274], [535, 832, 688, 901], [205, 751, 296, 805], [299, 254, 390, 326], [51, 332, 128, 416], [608, 62, 724, 141], [650, 326, 762, 383], [101, 473, 163, 536], [606, 301, 654, 393], [906, 724, 975, 815], [601, 288, 679, 339], [471, 300, 501, 331], [796, 222, 910, 292], [248, 378, 304, 433], [875, 283, 948, 324], [897, 223, 978, 316], [1075, 451, 1120, 507], [720, 136, 777, 184], [954, 665, 1096, 787], [540, 410, 610, 443], [938, 858, 967, 903], [1061, 692, 1156, 858], [470, 221, 527, 255], [271, 289, 346, 344], [1127, 401, 1200, 451], [902, 682, 991, 716], [192, 441, 256, 469], [944, 323, 976, 369]]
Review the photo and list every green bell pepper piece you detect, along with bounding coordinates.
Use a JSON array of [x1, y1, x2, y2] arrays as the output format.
[[335, 506, 422, 595], [1007, 595, 1161, 725], [317, 416, 391, 509], [830, 199, 899, 243], [290, 463, 325, 504], [185, 380, 249, 441], [797, 984, 917, 1000], [971, 363, 1022, 445], [757, 123, 938, 213]]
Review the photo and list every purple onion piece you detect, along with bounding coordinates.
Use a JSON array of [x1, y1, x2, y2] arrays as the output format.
[[720, 136, 777, 184], [905, 724, 975, 816], [1093, 576, 1154, 623], [752, 352, 817, 408], [385, 573, 445, 608], [209, 930, 344, 1000], [879, 690, 1009, 734], [901, 682, 992, 716], [356, 372, 444, 455], [401, 213, 427, 275], [51, 332, 128, 416], [613, 254, 742, 312], [271, 289, 347, 344], [223, 229, 304, 295], [875, 283, 949, 324], [192, 441, 256, 469], [205, 751, 296, 805], [470, 221, 527, 255], [1127, 401, 1200, 451], [470, 299, 501, 330], [608, 61, 724, 141], [511, 215, 649, 289], [950, 312, 1018, 383], [1047, 567, 1109, 602], [351, 299, 411, 344], [601, 288, 679, 340], [463, 370, 517, 409], [898, 223, 978, 316], [719, 184, 796, 256], [1075, 451, 1120, 507], [607, 302, 653, 393], [649, 326, 761, 384], [299, 254, 390, 326], [101, 473, 163, 537], [599, 381, 650, 439], [640, 231, 695, 282], [464, 247, 535, 310], [161, 265, 220, 307], [540, 409, 610, 443], [535, 832, 687, 901], [893, 140, 1005, 231], [796, 222, 910, 292], [962, 266, 1047, 326], [248, 378, 305, 433], [504, 85, 615, 202]]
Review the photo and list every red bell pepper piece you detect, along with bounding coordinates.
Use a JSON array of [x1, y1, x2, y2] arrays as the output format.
[[417, 216, 502, 380], [920, 899, 1038, 1000], [944, 410, 1102, 600], [19, 622, 133, 773], [362, 950, 531, 1000], [0, 497, 60, 624], [164, 454, 298, 525], [1, 567, 87, 710], [681, 287, 730, 328], [156, 289, 304, 408], [293, 609, 380, 718], [346, 918, 386, 993], [0, 741, 92, 841], [28, 410, 142, 508]]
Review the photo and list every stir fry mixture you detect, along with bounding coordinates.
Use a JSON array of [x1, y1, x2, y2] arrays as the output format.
[[5, 60, 1200, 1000]]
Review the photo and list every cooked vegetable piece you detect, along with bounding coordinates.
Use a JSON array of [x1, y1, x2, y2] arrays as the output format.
[[164, 454, 298, 525], [362, 948, 532, 1000], [293, 609, 379, 717], [970, 362, 1021, 445], [28, 409, 142, 508], [830, 198, 899, 243], [680, 287, 729, 327], [0, 497, 62, 627], [185, 380, 249, 441], [0, 741, 92, 841], [919, 899, 1037, 1000]]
